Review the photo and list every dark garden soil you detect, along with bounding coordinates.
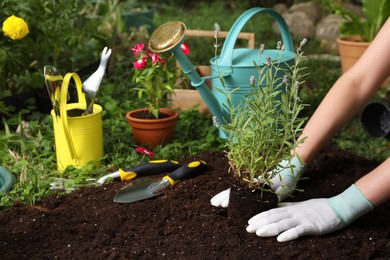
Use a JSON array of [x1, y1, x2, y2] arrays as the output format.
[[1, 143, 390, 259]]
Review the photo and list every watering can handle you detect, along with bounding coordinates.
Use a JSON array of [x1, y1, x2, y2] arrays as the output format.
[[218, 7, 294, 67], [60, 72, 86, 160]]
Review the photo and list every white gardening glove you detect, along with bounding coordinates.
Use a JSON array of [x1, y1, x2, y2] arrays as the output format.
[[210, 188, 231, 208], [246, 184, 373, 242], [210, 156, 304, 208], [270, 155, 304, 201]]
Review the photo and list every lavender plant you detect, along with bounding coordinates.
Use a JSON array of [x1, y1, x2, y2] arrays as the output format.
[[221, 39, 309, 192]]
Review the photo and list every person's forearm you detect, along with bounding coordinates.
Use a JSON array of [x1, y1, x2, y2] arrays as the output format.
[[355, 157, 390, 207], [296, 73, 379, 163], [296, 17, 390, 163]]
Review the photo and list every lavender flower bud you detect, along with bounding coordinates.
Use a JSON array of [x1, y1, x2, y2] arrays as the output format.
[[212, 116, 220, 128], [282, 75, 288, 84], [266, 56, 272, 66], [250, 76, 255, 86], [300, 38, 308, 47], [297, 38, 308, 52], [214, 30, 219, 39], [259, 43, 265, 54], [276, 41, 282, 50], [213, 23, 221, 33]]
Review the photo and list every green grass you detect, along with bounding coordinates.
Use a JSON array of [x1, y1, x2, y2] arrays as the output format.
[[335, 118, 390, 162]]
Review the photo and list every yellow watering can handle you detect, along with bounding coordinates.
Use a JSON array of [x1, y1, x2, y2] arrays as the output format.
[[46, 74, 64, 106], [45, 74, 63, 81], [60, 72, 86, 160]]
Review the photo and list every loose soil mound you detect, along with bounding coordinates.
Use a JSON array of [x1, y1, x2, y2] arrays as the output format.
[[1, 145, 389, 259]]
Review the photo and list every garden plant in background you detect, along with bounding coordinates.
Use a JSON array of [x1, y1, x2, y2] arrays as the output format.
[[222, 39, 308, 196], [130, 42, 190, 118], [0, 0, 105, 100], [0, 14, 29, 116], [326, 0, 390, 42], [325, 0, 390, 74]]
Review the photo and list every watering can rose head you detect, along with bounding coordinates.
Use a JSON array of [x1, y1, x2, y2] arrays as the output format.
[[130, 42, 189, 118]]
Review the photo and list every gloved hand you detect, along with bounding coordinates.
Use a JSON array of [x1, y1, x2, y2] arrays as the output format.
[[270, 155, 305, 201], [210, 156, 304, 207], [246, 184, 373, 242]]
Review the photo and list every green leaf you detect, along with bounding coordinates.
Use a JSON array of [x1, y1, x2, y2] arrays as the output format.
[[363, 0, 389, 40]]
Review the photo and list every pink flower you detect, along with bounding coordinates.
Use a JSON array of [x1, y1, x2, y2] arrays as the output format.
[[180, 42, 190, 56], [131, 43, 145, 57], [149, 53, 166, 65], [133, 56, 148, 69]]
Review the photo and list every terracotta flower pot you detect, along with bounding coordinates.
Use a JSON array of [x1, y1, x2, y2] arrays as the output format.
[[125, 108, 179, 148], [337, 35, 387, 86], [337, 35, 369, 73]]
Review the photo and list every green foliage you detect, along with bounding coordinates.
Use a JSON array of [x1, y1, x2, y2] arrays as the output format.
[[81, 0, 149, 48], [0, 0, 106, 98], [0, 101, 12, 117], [324, 0, 390, 42], [0, 115, 57, 208], [222, 40, 308, 191], [299, 57, 342, 117], [334, 118, 390, 162]]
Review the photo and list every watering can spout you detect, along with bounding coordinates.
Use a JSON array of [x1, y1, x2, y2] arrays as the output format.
[[149, 8, 296, 140], [148, 21, 227, 128]]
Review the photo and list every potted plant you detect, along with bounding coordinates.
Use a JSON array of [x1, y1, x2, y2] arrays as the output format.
[[125, 42, 189, 148], [220, 39, 308, 225], [327, 0, 390, 72]]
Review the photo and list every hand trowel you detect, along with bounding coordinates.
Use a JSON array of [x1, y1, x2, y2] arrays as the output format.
[[114, 160, 207, 203]]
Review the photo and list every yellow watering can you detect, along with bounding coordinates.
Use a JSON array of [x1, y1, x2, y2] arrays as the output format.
[[51, 72, 104, 171]]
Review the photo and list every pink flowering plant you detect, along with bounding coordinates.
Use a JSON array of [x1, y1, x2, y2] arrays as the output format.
[[130, 42, 190, 118]]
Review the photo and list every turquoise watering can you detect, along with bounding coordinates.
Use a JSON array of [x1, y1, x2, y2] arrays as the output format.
[[149, 7, 295, 139]]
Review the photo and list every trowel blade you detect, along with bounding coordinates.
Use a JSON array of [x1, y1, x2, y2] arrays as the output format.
[[113, 177, 163, 203]]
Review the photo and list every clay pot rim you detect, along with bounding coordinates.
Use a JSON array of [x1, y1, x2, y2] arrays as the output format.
[[126, 108, 179, 123], [337, 35, 370, 47]]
